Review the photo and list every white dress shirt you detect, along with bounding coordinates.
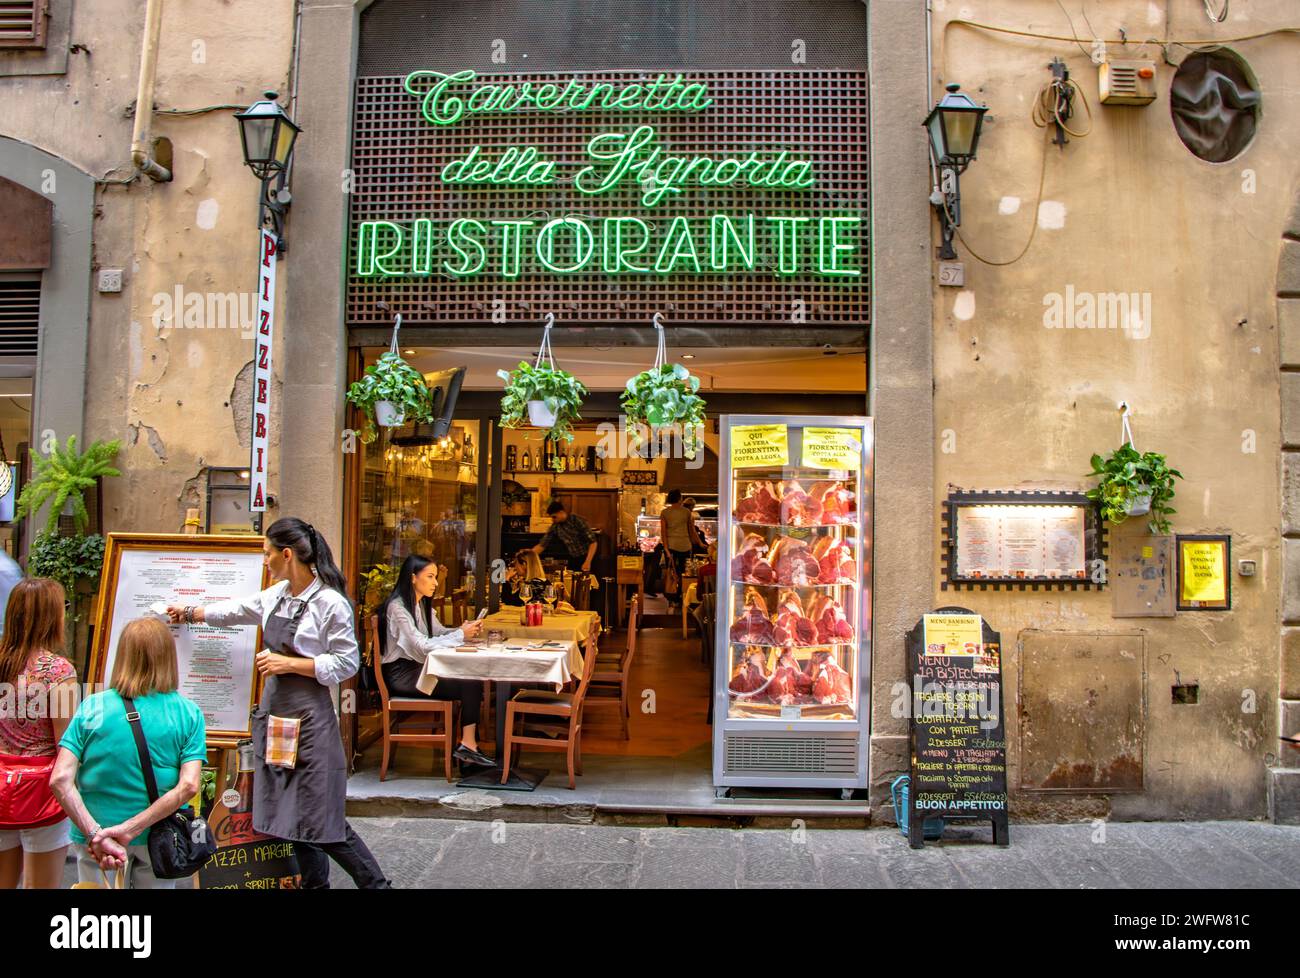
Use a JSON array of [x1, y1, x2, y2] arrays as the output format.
[[382, 599, 464, 666], [204, 576, 359, 687]]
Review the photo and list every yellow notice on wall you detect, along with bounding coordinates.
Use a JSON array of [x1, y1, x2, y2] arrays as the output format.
[[1181, 541, 1226, 603], [731, 424, 789, 468], [801, 426, 862, 471], [922, 613, 983, 657]]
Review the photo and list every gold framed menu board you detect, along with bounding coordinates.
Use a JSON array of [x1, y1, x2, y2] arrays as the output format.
[[942, 490, 1104, 590], [90, 534, 269, 746]]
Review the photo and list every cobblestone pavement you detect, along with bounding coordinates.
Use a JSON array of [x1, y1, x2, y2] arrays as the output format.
[[325, 817, 1300, 888]]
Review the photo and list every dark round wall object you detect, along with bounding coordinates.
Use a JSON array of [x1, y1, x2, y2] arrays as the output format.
[[1170, 48, 1261, 164]]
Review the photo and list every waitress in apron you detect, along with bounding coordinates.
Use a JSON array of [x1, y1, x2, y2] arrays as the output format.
[[168, 517, 390, 889]]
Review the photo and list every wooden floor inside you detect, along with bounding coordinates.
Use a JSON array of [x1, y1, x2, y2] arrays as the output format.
[[581, 623, 713, 756]]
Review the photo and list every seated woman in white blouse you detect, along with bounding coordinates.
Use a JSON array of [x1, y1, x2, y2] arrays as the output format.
[[379, 555, 493, 769]]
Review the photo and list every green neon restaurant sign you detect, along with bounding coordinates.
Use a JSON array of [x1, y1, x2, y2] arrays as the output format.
[[354, 70, 861, 280]]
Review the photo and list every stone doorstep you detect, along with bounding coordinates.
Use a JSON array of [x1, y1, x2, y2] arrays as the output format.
[[346, 790, 872, 828], [1267, 767, 1300, 825]]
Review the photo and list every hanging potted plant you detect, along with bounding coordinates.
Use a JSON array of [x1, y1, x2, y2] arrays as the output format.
[[498, 315, 587, 465], [345, 316, 435, 443], [1086, 442, 1183, 534], [621, 313, 707, 459]]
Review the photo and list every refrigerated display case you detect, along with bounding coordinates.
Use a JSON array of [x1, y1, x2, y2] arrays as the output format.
[[713, 415, 873, 794]]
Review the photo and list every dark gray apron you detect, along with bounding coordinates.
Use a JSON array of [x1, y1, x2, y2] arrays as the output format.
[[250, 591, 348, 844]]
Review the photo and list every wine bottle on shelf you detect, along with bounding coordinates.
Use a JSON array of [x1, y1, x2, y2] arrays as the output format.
[[522, 448, 532, 471]]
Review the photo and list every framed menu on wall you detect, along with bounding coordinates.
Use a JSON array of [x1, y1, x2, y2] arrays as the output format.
[[943, 490, 1104, 590], [90, 534, 269, 746]]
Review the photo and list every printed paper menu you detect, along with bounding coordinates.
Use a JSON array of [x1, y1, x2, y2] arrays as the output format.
[[103, 549, 266, 734], [955, 505, 1087, 580]]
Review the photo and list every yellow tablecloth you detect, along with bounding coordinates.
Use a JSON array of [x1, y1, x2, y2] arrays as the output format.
[[416, 639, 582, 695], [480, 609, 601, 647]]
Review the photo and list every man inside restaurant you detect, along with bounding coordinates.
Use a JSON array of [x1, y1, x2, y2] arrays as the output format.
[[532, 500, 598, 575]]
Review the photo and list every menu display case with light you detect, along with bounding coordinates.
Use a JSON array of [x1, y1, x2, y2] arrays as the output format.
[[941, 490, 1104, 590], [713, 415, 873, 792]]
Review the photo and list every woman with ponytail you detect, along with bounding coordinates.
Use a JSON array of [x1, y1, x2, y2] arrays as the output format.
[[167, 517, 390, 889]]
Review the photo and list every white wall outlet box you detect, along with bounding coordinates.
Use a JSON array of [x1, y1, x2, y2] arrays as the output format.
[[97, 269, 124, 293], [1238, 559, 1257, 577]]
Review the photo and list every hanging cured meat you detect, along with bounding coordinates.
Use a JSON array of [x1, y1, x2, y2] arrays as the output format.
[[813, 537, 856, 585], [733, 482, 781, 525], [809, 594, 854, 644], [769, 536, 821, 586], [812, 481, 857, 525], [779, 480, 824, 527], [730, 532, 776, 584], [729, 604, 776, 645], [728, 650, 773, 696], [768, 649, 815, 705], [806, 650, 852, 705], [773, 590, 817, 647]]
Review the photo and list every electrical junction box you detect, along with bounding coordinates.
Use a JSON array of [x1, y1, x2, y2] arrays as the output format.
[[1099, 60, 1158, 106]]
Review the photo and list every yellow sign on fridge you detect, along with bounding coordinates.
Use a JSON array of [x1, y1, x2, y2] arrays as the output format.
[[801, 426, 862, 470], [1180, 540, 1226, 603], [731, 424, 789, 468]]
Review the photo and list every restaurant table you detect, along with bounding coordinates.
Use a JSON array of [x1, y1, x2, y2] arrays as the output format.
[[479, 608, 601, 648], [416, 638, 583, 791]]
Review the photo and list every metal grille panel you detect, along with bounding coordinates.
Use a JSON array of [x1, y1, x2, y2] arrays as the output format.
[[358, 0, 868, 74], [0, 279, 39, 355], [724, 733, 858, 775], [347, 69, 869, 327]]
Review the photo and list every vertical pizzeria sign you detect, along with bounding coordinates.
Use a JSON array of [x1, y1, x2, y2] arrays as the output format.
[[251, 230, 277, 514]]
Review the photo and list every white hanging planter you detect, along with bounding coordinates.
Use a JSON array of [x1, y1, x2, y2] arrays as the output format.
[[1125, 488, 1153, 516], [527, 400, 557, 428], [375, 400, 405, 427]]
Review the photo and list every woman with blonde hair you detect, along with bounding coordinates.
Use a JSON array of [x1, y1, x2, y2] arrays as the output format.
[[0, 578, 78, 888], [501, 548, 546, 606], [51, 616, 206, 889]]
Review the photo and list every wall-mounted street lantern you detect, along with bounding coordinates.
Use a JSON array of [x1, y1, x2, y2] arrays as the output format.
[[234, 92, 300, 530], [923, 83, 988, 260], [234, 91, 301, 249]]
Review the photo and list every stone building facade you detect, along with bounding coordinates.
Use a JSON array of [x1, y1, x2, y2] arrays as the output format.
[[1, 0, 1295, 821]]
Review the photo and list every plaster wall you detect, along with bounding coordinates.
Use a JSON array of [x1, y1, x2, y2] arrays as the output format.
[[0, 0, 295, 533], [927, 0, 1297, 818]]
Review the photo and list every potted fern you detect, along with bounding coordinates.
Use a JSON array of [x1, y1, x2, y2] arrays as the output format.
[[16, 437, 121, 535], [622, 362, 707, 459], [346, 351, 436, 444], [1086, 443, 1183, 534]]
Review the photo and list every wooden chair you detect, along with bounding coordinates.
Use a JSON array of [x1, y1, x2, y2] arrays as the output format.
[[569, 572, 592, 611], [367, 615, 458, 782], [585, 595, 638, 739], [499, 637, 598, 789]]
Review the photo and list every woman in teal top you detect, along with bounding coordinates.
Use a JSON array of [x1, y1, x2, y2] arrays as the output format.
[[51, 617, 206, 889]]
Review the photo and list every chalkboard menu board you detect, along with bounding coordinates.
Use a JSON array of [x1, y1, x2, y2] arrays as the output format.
[[198, 761, 300, 889], [905, 608, 1009, 848]]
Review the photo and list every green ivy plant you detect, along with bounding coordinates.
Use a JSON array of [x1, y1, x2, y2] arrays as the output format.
[[1086, 443, 1183, 534], [497, 361, 587, 464], [346, 352, 436, 444], [621, 362, 707, 459], [16, 437, 121, 536], [28, 531, 105, 619]]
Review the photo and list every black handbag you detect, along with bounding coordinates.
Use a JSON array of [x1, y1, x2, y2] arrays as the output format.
[[122, 697, 218, 880]]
